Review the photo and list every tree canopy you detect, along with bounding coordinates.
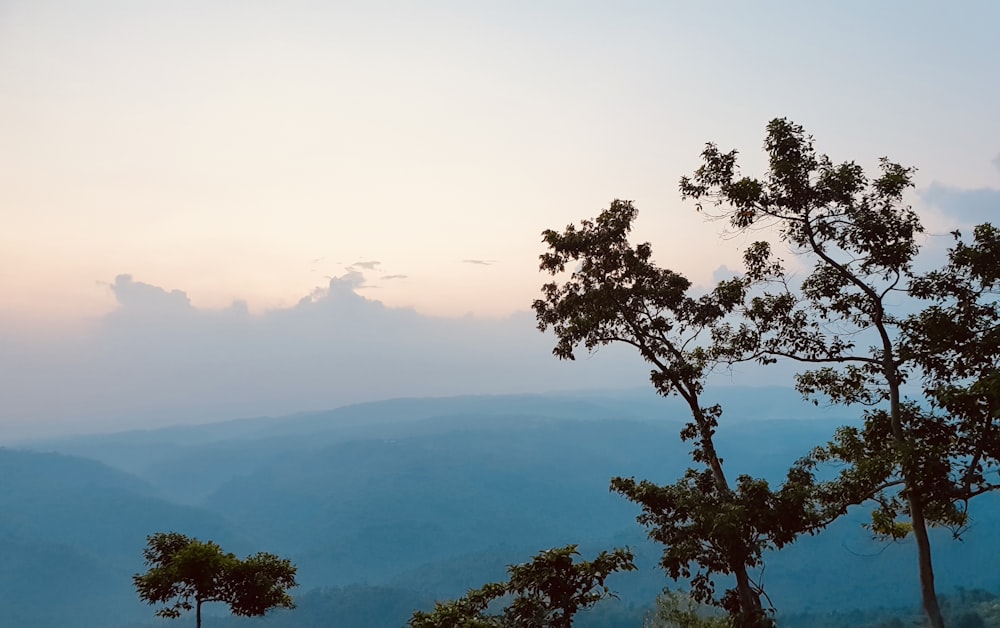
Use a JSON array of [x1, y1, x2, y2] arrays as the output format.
[[534, 199, 826, 626], [133, 532, 297, 628], [529, 118, 999, 627], [409, 545, 635, 628], [678, 118, 999, 627]]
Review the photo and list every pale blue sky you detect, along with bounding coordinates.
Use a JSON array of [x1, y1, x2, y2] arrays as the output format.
[[1, 2, 999, 435]]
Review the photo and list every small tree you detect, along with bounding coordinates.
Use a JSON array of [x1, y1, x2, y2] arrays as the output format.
[[645, 590, 733, 628], [409, 545, 635, 628], [133, 532, 297, 628]]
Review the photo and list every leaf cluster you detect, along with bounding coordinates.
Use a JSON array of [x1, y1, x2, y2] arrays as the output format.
[[646, 590, 733, 628], [681, 117, 1000, 546], [681, 118, 922, 400], [408, 545, 635, 628], [612, 459, 821, 622], [806, 224, 1000, 537], [901, 224, 1000, 517], [533, 199, 747, 462]]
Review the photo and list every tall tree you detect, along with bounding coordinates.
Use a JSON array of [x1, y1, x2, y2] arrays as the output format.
[[408, 545, 635, 628], [534, 201, 822, 627], [134, 532, 297, 628], [678, 118, 1000, 627]]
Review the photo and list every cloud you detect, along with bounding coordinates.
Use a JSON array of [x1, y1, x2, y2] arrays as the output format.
[[336, 271, 367, 289], [381, 274, 408, 280], [349, 260, 381, 270], [712, 265, 740, 283], [0, 273, 653, 440], [108, 274, 192, 312], [921, 182, 1000, 225], [993, 153, 1000, 172], [462, 259, 497, 266]]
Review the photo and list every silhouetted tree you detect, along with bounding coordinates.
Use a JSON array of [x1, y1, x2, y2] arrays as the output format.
[[679, 118, 1000, 628], [133, 532, 297, 628], [534, 201, 824, 626]]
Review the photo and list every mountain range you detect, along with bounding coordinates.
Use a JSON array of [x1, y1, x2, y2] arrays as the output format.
[[5, 387, 999, 627]]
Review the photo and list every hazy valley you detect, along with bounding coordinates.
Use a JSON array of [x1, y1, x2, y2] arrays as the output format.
[[4, 388, 1000, 627]]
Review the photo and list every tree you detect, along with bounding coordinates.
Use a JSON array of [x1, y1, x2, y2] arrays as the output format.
[[533, 201, 824, 627], [408, 545, 635, 627], [678, 118, 1000, 627], [133, 532, 297, 628]]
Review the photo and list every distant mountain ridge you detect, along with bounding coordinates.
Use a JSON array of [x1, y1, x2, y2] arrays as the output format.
[[6, 388, 997, 628]]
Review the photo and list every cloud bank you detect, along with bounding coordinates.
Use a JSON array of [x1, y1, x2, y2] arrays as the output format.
[[1, 273, 654, 440]]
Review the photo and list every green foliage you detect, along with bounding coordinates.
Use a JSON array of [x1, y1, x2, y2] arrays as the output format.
[[678, 116, 1000, 628], [644, 590, 732, 628], [408, 545, 635, 628], [535, 118, 997, 628], [225, 552, 299, 617], [610, 466, 821, 616], [679, 118, 924, 381], [535, 198, 821, 626], [133, 532, 296, 628], [904, 224, 1000, 507]]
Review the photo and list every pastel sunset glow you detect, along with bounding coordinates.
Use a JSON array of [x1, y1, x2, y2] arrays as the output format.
[[1, 1, 998, 435]]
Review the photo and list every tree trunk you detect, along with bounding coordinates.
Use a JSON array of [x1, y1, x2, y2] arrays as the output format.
[[691, 403, 765, 625], [197, 598, 202, 628], [733, 566, 766, 627], [909, 497, 946, 628], [884, 347, 946, 628]]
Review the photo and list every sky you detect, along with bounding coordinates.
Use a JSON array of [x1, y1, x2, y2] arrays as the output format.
[[1, 1, 999, 438]]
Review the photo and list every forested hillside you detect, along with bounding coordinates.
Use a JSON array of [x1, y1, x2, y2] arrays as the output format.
[[6, 389, 1000, 627]]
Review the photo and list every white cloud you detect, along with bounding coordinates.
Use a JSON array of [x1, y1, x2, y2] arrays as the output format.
[[712, 265, 740, 283], [0, 273, 652, 440], [109, 274, 192, 312]]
